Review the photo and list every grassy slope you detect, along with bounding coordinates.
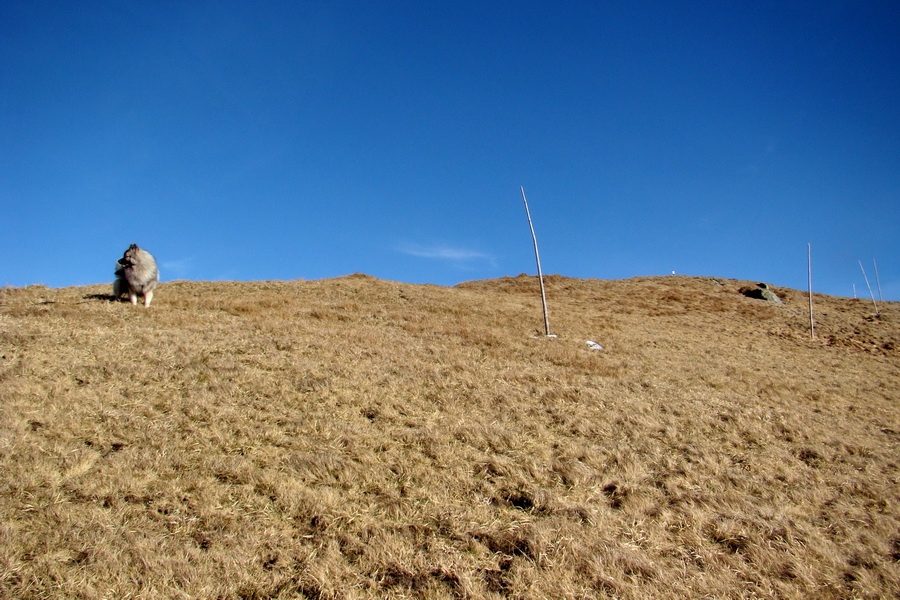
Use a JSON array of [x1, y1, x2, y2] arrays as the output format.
[[0, 274, 898, 599]]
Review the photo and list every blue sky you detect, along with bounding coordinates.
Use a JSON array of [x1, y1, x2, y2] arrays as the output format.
[[2, 1, 898, 300]]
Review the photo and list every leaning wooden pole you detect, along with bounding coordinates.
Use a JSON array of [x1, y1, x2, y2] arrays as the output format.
[[859, 260, 879, 315], [521, 186, 551, 337], [873, 259, 884, 302], [807, 243, 815, 340]]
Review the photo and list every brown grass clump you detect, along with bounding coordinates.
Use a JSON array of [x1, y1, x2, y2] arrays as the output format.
[[1, 274, 898, 599]]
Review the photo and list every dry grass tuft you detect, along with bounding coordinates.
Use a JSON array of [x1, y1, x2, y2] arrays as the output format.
[[1, 274, 898, 599]]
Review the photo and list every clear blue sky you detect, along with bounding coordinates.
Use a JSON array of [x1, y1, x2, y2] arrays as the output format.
[[2, 1, 898, 300]]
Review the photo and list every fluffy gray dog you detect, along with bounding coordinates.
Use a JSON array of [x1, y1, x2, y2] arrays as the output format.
[[113, 244, 159, 307]]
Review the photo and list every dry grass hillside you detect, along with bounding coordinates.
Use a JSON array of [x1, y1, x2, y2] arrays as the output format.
[[1, 274, 898, 599]]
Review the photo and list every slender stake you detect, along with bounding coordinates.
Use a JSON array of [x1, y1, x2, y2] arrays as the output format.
[[873, 259, 883, 302], [521, 186, 551, 336], [807, 243, 815, 340], [859, 260, 879, 314]]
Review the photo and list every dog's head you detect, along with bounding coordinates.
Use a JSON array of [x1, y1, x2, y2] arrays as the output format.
[[118, 244, 141, 267]]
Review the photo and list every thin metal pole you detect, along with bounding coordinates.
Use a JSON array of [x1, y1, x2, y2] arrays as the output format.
[[859, 260, 879, 314], [521, 186, 551, 336], [873, 259, 883, 302], [807, 243, 815, 340]]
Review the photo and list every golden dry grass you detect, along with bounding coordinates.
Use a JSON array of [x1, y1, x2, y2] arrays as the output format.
[[1, 274, 898, 599]]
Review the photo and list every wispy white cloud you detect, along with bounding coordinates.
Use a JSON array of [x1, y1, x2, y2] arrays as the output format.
[[396, 242, 495, 264], [160, 257, 194, 280]]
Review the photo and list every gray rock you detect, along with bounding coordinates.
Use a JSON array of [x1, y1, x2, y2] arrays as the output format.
[[759, 287, 782, 303], [739, 283, 782, 303]]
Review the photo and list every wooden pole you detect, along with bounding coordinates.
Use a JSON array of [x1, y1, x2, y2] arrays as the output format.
[[520, 186, 551, 337], [807, 243, 815, 340], [859, 260, 879, 314], [873, 259, 884, 302]]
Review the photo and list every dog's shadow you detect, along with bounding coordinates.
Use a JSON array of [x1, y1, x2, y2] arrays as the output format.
[[83, 293, 128, 303]]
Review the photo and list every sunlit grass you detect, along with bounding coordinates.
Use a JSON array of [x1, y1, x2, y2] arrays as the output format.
[[1, 274, 897, 599]]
